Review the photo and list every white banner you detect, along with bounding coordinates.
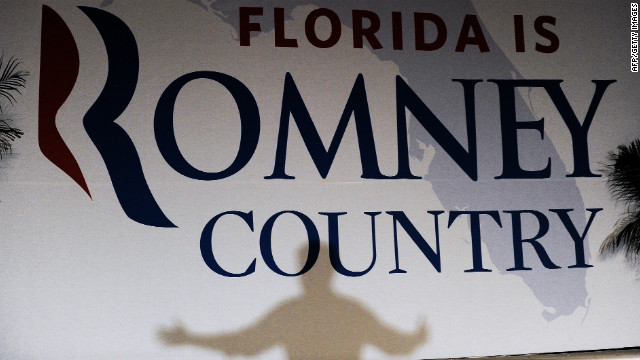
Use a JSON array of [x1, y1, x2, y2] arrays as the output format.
[[0, 1, 639, 359]]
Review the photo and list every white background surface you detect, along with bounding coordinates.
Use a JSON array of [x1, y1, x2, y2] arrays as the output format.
[[0, 1, 639, 359]]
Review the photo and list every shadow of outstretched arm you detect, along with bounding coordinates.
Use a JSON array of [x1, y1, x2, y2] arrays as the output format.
[[367, 318, 428, 355], [158, 319, 277, 356]]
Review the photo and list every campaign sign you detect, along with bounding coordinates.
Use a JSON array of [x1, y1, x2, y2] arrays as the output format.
[[0, 1, 639, 359]]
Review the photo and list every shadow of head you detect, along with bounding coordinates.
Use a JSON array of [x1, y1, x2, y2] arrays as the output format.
[[297, 242, 333, 294]]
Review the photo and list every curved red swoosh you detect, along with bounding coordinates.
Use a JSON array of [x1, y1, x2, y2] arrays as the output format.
[[39, 5, 91, 197]]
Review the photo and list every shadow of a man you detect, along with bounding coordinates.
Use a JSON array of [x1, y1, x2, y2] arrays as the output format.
[[159, 244, 427, 359]]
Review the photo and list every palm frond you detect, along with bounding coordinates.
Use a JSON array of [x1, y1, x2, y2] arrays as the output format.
[[603, 139, 640, 207], [0, 119, 24, 157], [600, 138, 640, 264], [0, 55, 29, 113], [600, 211, 640, 264]]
